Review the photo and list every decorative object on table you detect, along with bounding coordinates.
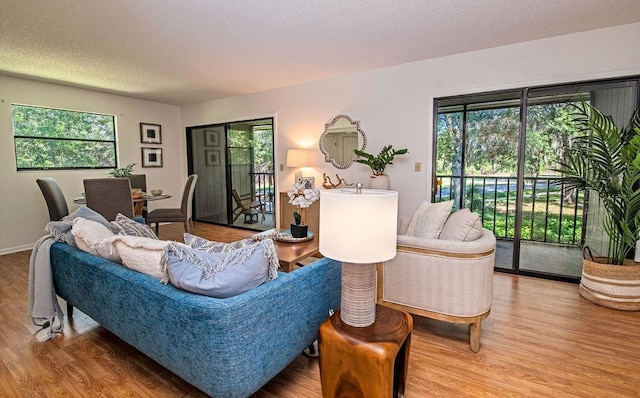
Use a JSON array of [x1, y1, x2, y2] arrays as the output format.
[[354, 145, 408, 190], [141, 147, 163, 167], [287, 181, 320, 238], [150, 189, 163, 196], [322, 173, 354, 189], [286, 149, 311, 183], [108, 162, 136, 177], [274, 230, 314, 243], [140, 123, 162, 144], [554, 100, 640, 310], [320, 114, 367, 169], [319, 183, 398, 327]]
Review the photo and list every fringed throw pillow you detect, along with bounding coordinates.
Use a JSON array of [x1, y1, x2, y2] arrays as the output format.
[[163, 238, 279, 298]]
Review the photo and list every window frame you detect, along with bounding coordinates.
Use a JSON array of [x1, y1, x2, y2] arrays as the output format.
[[12, 104, 118, 171]]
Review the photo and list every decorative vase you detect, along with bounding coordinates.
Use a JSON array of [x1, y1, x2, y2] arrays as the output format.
[[579, 257, 640, 311], [369, 174, 390, 190], [290, 223, 308, 238]]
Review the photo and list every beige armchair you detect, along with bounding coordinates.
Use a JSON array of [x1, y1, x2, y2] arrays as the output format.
[[377, 216, 496, 352]]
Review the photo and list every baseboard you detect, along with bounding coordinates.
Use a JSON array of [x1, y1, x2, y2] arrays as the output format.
[[0, 243, 34, 256]]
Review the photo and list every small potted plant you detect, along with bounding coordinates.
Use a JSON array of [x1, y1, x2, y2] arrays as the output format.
[[108, 162, 136, 177], [287, 181, 320, 238], [354, 145, 408, 189]]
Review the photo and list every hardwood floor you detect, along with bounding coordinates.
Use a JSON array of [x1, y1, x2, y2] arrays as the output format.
[[2, 221, 639, 397]]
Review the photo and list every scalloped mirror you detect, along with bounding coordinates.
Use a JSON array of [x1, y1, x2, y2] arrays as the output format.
[[319, 115, 367, 169]]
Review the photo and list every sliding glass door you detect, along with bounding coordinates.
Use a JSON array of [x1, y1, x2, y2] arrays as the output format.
[[186, 118, 275, 231], [434, 76, 639, 281]]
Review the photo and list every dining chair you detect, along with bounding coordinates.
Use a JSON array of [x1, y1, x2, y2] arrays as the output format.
[[146, 174, 198, 235], [83, 178, 135, 221], [36, 178, 70, 221]]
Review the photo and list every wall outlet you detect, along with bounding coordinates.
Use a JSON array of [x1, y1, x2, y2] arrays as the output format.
[[279, 163, 284, 171], [414, 162, 421, 172]]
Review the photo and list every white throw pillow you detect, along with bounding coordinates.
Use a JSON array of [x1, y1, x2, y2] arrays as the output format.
[[106, 235, 169, 279], [406, 200, 453, 239], [72, 217, 116, 255], [439, 208, 483, 242]]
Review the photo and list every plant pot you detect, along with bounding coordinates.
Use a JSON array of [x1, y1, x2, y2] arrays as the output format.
[[579, 257, 640, 311], [369, 174, 390, 190], [290, 224, 308, 238]]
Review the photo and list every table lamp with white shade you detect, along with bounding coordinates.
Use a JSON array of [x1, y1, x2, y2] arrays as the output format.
[[319, 184, 398, 327], [286, 149, 311, 183]]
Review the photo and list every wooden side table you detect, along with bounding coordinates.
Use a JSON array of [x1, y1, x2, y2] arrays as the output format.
[[319, 305, 413, 398]]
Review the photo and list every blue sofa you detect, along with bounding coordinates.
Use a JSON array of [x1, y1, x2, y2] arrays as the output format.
[[50, 242, 342, 397]]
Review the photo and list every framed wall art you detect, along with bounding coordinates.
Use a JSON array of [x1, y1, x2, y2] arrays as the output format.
[[141, 147, 163, 167], [204, 129, 219, 147], [205, 150, 220, 166], [140, 123, 162, 144], [299, 176, 315, 189]]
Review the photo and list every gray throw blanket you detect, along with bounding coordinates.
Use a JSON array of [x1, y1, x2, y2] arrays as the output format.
[[27, 235, 64, 341]]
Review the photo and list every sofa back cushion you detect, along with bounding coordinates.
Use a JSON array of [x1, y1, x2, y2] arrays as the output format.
[[439, 208, 483, 242], [164, 238, 279, 298]]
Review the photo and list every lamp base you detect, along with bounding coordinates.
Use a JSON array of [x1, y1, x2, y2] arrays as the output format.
[[340, 262, 376, 327]]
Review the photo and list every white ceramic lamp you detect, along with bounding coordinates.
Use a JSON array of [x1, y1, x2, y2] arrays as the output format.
[[319, 185, 398, 327], [286, 149, 310, 183]]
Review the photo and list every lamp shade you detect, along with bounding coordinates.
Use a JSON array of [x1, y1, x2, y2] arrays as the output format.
[[319, 188, 398, 263], [286, 149, 311, 168]]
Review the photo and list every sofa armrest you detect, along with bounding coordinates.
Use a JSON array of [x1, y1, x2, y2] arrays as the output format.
[[397, 228, 496, 256]]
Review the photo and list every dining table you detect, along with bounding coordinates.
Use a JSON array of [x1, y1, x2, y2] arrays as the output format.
[[73, 192, 172, 216]]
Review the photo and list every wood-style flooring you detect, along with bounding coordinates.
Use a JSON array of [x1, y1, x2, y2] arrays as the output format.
[[2, 221, 639, 397]]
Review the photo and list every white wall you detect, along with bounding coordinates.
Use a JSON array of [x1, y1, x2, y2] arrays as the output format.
[[181, 23, 640, 223], [3, 22, 639, 253], [0, 76, 184, 253]]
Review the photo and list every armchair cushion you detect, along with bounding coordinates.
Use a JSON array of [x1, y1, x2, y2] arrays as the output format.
[[406, 200, 453, 239], [439, 208, 483, 242]]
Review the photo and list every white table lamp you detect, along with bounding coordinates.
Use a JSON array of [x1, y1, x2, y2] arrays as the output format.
[[319, 184, 398, 327], [286, 149, 311, 183]]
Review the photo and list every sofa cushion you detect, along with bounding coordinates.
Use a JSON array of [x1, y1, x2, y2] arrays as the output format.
[[107, 235, 169, 279], [71, 217, 116, 255], [406, 200, 453, 239], [45, 205, 110, 246], [439, 208, 483, 242], [163, 238, 279, 298], [110, 213, 158, 239], [183, 232, 256, 253]]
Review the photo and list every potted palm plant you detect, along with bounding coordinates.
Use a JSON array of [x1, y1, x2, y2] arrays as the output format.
[[555, 100, 640, 310], [354, 145, 408, 189]]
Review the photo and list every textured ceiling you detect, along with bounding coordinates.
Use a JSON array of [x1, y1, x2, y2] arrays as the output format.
[[1, 0, 639, 105]]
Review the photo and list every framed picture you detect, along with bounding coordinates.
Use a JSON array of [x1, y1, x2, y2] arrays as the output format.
[[205, 150, 220, 166], [299, 176, 315, 189], [141, 147, 163, 167], [140, 123, 162, 144], [204, 129, 219, 147]]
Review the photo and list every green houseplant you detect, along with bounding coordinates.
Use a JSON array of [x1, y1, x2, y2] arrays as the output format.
[[354, 145, 408, 189], [108, 162, 136, 177], [354, 145, 408, 176], [555, 100, 640, 310]]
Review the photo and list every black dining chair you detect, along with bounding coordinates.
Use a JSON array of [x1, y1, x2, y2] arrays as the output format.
[[36, 178, 70, 221], [146, 174, 198, 235], [83, 178, 135, 221]]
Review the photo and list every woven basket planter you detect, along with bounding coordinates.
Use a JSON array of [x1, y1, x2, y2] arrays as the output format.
[[579, 257, 640, 311]]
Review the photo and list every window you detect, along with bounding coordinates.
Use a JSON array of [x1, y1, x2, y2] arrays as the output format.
[[12, 104, 117, 170]]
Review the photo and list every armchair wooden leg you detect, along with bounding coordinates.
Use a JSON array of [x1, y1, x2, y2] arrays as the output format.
[[470, 321, 482, 353], [154, 223, 159, 235], [66, 302, 74, 318]]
